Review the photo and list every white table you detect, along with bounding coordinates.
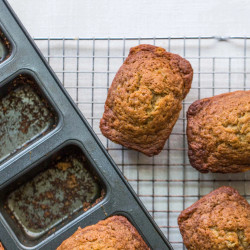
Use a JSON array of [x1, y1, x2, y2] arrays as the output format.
[[5, 1, 250, 249], [8, 0, 250, 38]]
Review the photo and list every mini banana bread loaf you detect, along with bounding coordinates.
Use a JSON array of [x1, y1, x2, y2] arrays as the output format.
[[57, 216, 149, 250], [100, 44, 193, 156], [0, 242, 4, 250], [178, 186, 250, 250], [187, 90, 250, 173]]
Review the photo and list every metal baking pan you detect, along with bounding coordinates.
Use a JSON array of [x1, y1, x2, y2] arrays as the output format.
[[0, 0, 173, 249]]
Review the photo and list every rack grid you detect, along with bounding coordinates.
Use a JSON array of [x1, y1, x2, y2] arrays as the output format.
[[34, 37, 250, 249]]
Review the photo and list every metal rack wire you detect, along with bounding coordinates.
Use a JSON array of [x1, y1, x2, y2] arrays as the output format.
[[34, 37, 250, 250]]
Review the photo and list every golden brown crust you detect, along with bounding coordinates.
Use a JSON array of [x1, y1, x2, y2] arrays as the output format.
[[187, 90, 250, 173], [100, 44, 193, 156], [178, 186, 250, 250], [0, 242, 4, 250], [57, 216, 149, 250]]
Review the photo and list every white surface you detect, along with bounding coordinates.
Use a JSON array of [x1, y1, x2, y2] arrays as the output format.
[[3, 1, 250, 249], [7, 0, 250, 38], [34, 36, 250, 250]]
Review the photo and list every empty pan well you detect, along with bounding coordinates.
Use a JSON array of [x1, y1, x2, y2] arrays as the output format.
[[0, 29, 11, 63], [0, 145, 105, 246], [0, 74, 58, 163]]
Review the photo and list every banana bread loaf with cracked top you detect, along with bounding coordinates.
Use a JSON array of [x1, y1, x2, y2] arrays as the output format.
[[100, 44, 193, 156], [178, 186, 250, 250], [57, 216, 149, 250], [187, 90, 250, 173]]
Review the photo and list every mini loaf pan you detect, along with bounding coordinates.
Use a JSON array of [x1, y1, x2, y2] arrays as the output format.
[[0, 1, 173, 249]]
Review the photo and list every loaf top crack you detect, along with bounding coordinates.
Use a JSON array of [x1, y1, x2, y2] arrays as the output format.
[[100, 44, 193, 156]]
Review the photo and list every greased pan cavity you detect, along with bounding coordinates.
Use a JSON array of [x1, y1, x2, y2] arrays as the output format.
[[0, 1, 173, 249]]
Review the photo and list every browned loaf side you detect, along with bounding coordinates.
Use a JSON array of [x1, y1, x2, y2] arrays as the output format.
[[187, 90, 250, 173], [100, 44, 193, 156], [57, 216, 149, 250], [178, 186, 250, 250]]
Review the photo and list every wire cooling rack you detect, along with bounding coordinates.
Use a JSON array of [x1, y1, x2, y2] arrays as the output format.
[[34, 37, 250, 249]]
